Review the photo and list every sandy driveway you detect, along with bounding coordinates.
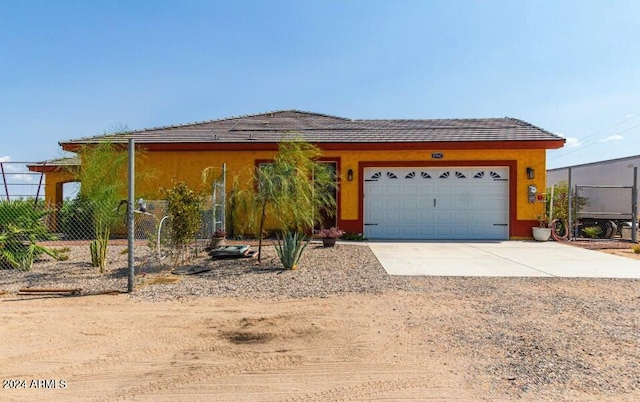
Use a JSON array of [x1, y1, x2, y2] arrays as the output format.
[[2, 293, 473, 401], [2, 283, 639, 401], [2, 241, 640, 401]]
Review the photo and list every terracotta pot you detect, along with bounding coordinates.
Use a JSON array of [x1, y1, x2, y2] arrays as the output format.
[[322, 238, 337, 247], [210, 237, 226, 249]]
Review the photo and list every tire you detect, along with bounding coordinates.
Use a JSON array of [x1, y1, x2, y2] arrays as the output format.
[[551, 219, 569, 241]]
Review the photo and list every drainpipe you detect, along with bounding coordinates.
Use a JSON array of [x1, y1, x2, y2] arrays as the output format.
[[633, 166, 638, 243]]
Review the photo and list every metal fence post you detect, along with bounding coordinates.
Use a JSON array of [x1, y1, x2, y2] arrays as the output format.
[[568, 167, 574, 239], [633, 166, 638, 243], [127, 139, 135, 293]]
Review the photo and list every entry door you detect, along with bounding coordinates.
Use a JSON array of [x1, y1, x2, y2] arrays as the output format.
[[364, 167, 509, 240]]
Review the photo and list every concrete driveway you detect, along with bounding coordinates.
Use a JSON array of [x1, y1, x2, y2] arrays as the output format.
[[367, 241, 640, 278]]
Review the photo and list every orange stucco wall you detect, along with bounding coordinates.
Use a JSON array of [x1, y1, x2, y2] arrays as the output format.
[[43, 170, 76, 206], [45, 146, 549, 238]]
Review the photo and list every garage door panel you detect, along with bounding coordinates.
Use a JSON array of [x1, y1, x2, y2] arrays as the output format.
[[385, 210, 401, 222], [385, 199, 402, 209], [402, 199, 417, 209], [386, 185, 401, 195], [367, 225, 383, 237], [415, 226, 432, 236], [418, 185, 435, 195], [385, 226, 402, 236], [368, 211, 384, 221], [402, 226, 418, 236], [364, 167, 509, 240], [470, 212, 487, 223], [453, 225, 471, 236], [453, 186, 470, 196], [366, 197, 384, 209], [452, 211, 469, 224], [436, 211, 452, 223], [452, 198, 469, 209], [402, 211, 417, 221], [436, 184, 452, 195], [437, 199, 452, 209], [436, 226, 453, 236], [418, 210, 435, 221], [486, 211, 507, 222], [367, 184, 384, 195], [484, 183, 506, 194], [402, 185, 417, 195]]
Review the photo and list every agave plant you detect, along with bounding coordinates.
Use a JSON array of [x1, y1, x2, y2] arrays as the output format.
[[273, 231, 309, 270]]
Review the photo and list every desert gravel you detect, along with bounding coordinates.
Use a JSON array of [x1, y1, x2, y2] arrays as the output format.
[[2, 240, 640, 400]]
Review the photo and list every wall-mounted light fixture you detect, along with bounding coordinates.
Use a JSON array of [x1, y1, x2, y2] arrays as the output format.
[[526, 167, 535, 180], [347, 169, 354, 181]]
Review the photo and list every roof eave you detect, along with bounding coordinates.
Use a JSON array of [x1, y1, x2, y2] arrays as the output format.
[[60, 139, 565, 153]]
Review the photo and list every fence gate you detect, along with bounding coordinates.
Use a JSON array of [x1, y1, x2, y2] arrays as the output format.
[[200, 163, 226, 240]]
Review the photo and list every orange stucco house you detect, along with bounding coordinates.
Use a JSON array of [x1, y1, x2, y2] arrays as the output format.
[[29, 110, 564, 240]]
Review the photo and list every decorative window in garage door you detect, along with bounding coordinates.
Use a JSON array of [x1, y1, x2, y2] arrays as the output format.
[[367, 169, 500, 181], [472, 170, 504, 180]]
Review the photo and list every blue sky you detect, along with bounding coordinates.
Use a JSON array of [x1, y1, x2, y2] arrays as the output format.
[[1, 0, 639, 195]]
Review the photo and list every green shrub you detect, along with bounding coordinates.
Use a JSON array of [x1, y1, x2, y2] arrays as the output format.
[[582, 226, 602, 239], [0, 200, 60, 270], [341, 232, 366, 241], [162, 181, 203, 265], [58, 196, 95, 239]]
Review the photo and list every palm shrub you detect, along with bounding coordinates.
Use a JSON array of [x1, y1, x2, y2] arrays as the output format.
[[236, 140, 336, 266], [0, 200, 60, 270], [71, 141, 129, 272]]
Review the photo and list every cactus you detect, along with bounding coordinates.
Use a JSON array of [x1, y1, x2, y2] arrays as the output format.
[[90, 237, 108, 272]]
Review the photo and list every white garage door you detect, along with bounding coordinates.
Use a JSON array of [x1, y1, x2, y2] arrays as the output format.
[[364, 167, 509, 240]]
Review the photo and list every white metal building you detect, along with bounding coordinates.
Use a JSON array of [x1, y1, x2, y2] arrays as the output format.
[[547, 154, 640, 188]]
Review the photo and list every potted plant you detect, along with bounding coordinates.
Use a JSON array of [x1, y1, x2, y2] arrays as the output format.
[[532, 215, 551, 241], [210, 228, 227, 249], [316, 227, 345, 247]]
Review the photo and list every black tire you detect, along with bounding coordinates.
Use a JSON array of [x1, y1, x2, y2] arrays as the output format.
[[551, 219, 569, 241]]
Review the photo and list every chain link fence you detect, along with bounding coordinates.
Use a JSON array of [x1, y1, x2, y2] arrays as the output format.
[[575, 185, 634, 239], [0, 195, 219, 270], [547, 166, 638, 241]]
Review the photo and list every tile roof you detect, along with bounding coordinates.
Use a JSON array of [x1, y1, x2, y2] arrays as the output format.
[[27, 156, 80, 168], [60, 109, 564, 146]]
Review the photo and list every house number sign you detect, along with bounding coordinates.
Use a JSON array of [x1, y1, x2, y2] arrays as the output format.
[[431, 152, 444, 159]]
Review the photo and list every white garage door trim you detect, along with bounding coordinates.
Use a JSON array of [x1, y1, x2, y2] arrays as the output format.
[[364, 167, 509, 240]]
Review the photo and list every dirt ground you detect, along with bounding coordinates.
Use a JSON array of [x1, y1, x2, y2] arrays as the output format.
[[566, 239, 640, 261], [2, 283, 639, 401], [1, 240, 640, 401]]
